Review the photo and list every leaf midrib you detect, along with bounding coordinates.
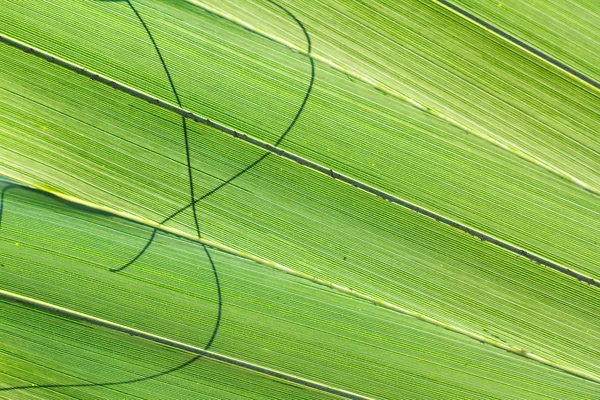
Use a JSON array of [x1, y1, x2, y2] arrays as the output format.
[[3, 174, 600, 386], [2, 33, 595, 288], [184, 0, 600, 196], [0, 288, 372, 400]]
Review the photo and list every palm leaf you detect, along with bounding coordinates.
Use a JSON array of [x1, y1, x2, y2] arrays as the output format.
[[1, 0, 599, 398]]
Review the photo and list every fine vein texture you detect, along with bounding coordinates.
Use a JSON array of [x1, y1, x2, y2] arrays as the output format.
[[0, 290, 367, 400], [1, 0, 600, 398], [1, 41, 600, 382], [448, 0, 600, 86], [1, 186, 599, 399], [117, 0, 213, 383], [2, 0, 599, 281], [3, 34, 599, 290], [195, 0, 600, 191], [0, 300, 336, 400], [432, 0, 600, 92]]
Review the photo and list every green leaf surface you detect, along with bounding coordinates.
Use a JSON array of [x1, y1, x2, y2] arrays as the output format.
[[449, 0, 600, 85], [0, 0, 599, 398], [0, 300, 336, 400], [1, 0, 598, 280], [1, 184, 599, 399], [196, 0, 600, 189]]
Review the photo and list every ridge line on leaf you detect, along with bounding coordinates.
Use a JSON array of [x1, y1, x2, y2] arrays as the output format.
[[1, 177, 599, 386], [0, 290, 372, 400], [0, 34, 597, 287], [182, 0, 598, 196], [432, 0, 600, 93]]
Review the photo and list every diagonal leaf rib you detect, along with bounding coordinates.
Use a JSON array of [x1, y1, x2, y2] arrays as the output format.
[[184, 0, 598, 196], [0, 289, 372, 400], [2, 178, 599, 387], [432, 0, 600, 92], [0, 34, 596, 289]]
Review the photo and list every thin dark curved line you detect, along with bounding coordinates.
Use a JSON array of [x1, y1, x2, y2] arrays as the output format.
[[265, 0, 311, 53], [201, 244, 222, 350], [0, 186, 221, 392], [109, 228, 157, 272], [112, 0, 202, 272], [182, 117, 202, 237], [0, 247, 221, 394], [0, 0, 216, 393], [0, 186, 218, 391], [126, 0, 201, 237], [0, 356, 201, 392], [116, 2, 221, 369], [126, 1, 181, 105], [0, 184, 16, 231], [162, 1, 315, 225], [275, 56, 314, 146], [163, 153, 269, 223], [0, 289, 369, 399], [2, 0, 314, 393], [264, 0, 314, 147]]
